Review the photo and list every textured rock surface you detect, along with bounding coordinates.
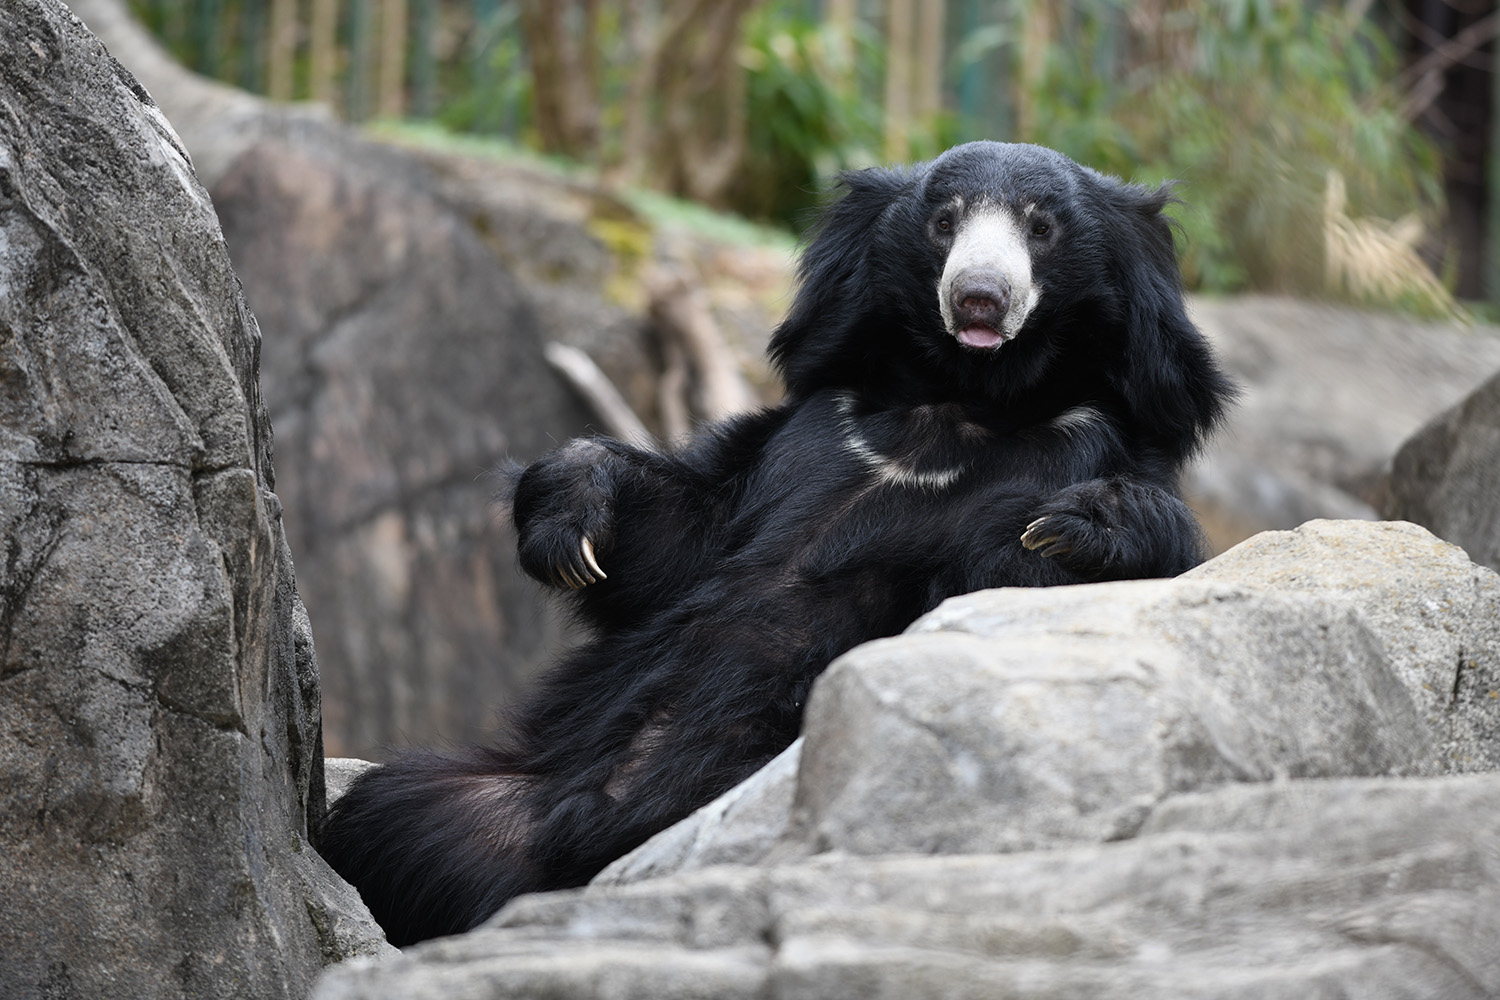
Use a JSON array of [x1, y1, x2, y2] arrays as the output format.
[[394, 520, 1500, 1000], [326, 756, 381, 805], [1184, 296, 1500, 549], [65, 0, 327, 185], [1187, 519, 1500, 772], [0, 2, 389, 996], [1384, 368, 1500, 576], [67, 0, 594, 758], [317, 773, 1500, 999], [786, 576, 1430, 859], [599, 520, 1498, 886]]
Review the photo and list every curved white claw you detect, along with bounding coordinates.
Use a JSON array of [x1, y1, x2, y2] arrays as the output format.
[[580, 536, 607, 581], [1020, 516, 1061, 552]]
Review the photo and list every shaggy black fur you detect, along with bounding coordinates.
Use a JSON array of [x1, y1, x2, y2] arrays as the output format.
[[317, 142, 1234, 946]]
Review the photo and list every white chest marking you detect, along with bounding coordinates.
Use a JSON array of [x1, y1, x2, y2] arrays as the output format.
[[836, 395, 967, 491], [1049, 405, 1105, 435]]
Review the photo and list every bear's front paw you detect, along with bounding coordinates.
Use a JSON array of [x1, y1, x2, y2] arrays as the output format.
[[514, 440, 617, 590], [1019, 479, 1135, 580], [1020, 512, 1118, 578]]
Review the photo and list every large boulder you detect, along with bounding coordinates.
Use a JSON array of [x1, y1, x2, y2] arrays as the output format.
[[64, 0, 600, 758], [1384, 368, 1500, 576], [0, 1, 388, 996], [785, 577, 1427, 860], [1186, 519, 1500, 773], [601, 521, 1496, 886]]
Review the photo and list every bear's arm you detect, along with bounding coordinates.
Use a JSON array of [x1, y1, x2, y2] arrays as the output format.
[[510, 406, 791, 624]]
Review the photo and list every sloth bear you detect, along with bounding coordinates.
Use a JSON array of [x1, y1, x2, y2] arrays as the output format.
[[318, 141, 1234, 945]]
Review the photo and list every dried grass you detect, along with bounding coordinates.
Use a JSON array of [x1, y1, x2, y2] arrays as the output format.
[[1322, 170, 1464, 319]]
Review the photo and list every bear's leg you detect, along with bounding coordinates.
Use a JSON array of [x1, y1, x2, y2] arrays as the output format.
[[317, 748, 542, 946]]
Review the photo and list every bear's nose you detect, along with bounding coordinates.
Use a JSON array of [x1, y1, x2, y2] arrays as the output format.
[[950, 272, 1011, 327]]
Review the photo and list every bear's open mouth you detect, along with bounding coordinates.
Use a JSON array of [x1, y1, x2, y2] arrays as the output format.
[[957, 324, 1007, 349]]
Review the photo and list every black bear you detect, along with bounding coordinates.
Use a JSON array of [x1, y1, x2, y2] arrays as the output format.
[[318, 141, 1234, 946]]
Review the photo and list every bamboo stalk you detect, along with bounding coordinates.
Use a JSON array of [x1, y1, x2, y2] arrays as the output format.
[[1488, 15, 1500, 304], [916, 0, 944, 122], [884, 0, 913, 163], [310, 0, 339, 105], [409, 0, 435, 116], [826, 0, 856, 96], [1015, 1, 1050, 142], [379, 0, 408, 118], [191, 0, 222, 77], [241, 0, 265, 92], [267, 0, 297, 100], [348, 0, 374, 120]]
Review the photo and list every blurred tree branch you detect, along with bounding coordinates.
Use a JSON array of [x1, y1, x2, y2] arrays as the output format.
[[518, 0, 759, 208], [517, 0, 602, 158], [1393, 10, 1500, 121]]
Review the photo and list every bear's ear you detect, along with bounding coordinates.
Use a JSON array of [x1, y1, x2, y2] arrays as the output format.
[[1095, 178, 1236, 459], [770, 165, 917, 397]]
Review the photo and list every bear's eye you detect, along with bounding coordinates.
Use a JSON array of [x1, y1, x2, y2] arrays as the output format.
[[1031, 221, 1051, 237], [936, 217, 952, 233]]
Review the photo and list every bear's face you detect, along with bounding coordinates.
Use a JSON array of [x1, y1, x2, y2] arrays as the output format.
[[770, 141, 1229, 450], [918, 142, 1103, 356], [927, 194, 1048, 350]]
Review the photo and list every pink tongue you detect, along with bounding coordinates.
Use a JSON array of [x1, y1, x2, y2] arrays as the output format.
[[958, 325, 1004, 348]]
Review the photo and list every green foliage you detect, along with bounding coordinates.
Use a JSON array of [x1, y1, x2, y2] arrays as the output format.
[[432, 2, 533, 137], [1018, 0, 1443, 296], [732, 7, 886, 228]]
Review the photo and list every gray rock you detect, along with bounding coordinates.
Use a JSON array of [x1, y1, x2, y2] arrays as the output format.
[[595, 739, 802, 886], [315, 773, 1500, 999], [786, 577, 1431, 859], [313, 524, 1500, 995], [1384, 368, 1500, 575], [1186, 519, 1500, 773], [71, 0, 776, 759], [64, 0, 596, 760], [326, 757, 380, 806], [0, 2, 389, 996], [66, 0, 332, 185], [601, 520, 1499, 886]]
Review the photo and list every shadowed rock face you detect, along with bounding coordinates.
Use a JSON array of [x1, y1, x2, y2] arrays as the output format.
[[1385, 368, 1500, 576], [0, 1, 388, 995], [319, 773, 1500, 1000], [1184, 296, 1500, 549], [209, 132, 593, 759]]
